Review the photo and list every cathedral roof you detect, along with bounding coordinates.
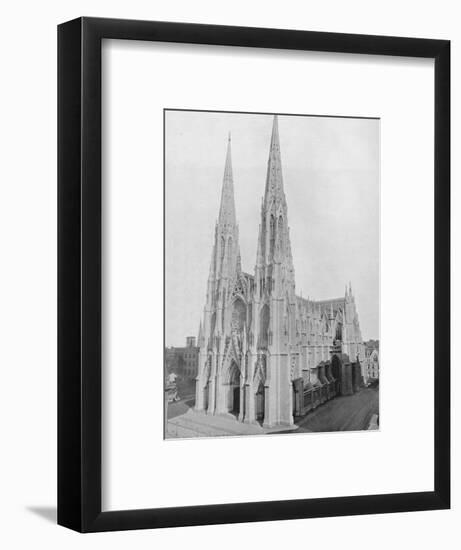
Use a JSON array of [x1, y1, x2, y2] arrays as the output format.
[[314, 297, 346, 311], [295, 295, 346, 318], [314, 297, 345, 305]]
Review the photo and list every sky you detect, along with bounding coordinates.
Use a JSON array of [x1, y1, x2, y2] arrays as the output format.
[[165, 110, 379, 346]]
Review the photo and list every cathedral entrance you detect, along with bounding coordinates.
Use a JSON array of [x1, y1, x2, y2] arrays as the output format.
[[233, 386, 240, 415], [256, 382, 265, 424], [227, 362, 241, 418]]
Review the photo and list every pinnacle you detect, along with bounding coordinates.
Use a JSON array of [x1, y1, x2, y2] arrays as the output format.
[[270, 115, 279, 151]]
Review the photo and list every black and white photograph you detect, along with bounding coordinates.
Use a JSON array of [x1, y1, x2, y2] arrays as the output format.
[[0, 0, 453, 544], [165, 110, 380, 438]]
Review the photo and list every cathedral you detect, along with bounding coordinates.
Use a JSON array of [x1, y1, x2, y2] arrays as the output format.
[[195, 116, 366, 429]]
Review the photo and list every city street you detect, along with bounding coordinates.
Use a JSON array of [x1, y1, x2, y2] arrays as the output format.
[[167, 379, 196, 420], [289, 385, 379, 433], [167, 383, 379, 432]]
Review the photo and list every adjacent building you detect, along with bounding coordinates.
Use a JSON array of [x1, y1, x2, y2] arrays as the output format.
[[165, 337, 200, 379], [195, 116, 367, 429], [365, 341, 380, 380]]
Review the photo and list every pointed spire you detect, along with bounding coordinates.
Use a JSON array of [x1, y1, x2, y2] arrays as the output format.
[[254, 115, 295, 298], [264, 115, 285, 202], [271, 114, 279, 144], [198, 319, 203, 345], [218, 133, 236, 226]]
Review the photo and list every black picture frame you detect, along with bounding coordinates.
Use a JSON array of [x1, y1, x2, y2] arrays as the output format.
[[58, 17, 450, 532]]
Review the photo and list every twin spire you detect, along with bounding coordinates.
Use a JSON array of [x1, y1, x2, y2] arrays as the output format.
[[216, 115, 288, 275], [218, 116, 284, 226]]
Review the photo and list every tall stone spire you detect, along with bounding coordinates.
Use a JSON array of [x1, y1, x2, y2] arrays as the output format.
[[204, 133, 241, 307], [218, 133, 236, 226], [255, 116, 293, 271], [250, 115, 297, 428], [196, 133, 242, 414], [264, 115, 286, 205]]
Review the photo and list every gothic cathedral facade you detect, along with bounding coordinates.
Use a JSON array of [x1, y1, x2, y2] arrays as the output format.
[[195, 116, 366, 429]]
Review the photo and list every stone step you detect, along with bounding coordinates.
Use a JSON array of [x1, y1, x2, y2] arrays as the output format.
[[183, 410, 265, 434], [168, 412, 262, 437], [168, 414, 237, 437], [167, 420, 226, 438], [167, 409, 297, 438]]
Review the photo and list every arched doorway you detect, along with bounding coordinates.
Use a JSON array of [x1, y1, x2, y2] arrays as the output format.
[[255, 381, 265, 424], [227, 362, 241, 418]]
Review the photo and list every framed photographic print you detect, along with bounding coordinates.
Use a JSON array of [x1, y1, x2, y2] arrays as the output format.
[[58, 17, 450, 532]]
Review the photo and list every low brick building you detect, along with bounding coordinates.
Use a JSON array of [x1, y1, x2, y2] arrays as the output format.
[[165, 337, 199, 379]]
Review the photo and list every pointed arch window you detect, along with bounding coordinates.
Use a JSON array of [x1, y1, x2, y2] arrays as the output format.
[[335, 322, 342, 341], [231, 298, 246, 332], [222, 289, 226, 329], [277, 215, 284, 253], [220, 235, 226, 272], [269, 214, 275, 257], [227, 236, 233, 269], [285, 301, 290, 338], [259, 304, 270, 349]]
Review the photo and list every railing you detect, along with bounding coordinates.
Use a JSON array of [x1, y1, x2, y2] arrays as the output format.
[[302, 378, 338, 415]]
